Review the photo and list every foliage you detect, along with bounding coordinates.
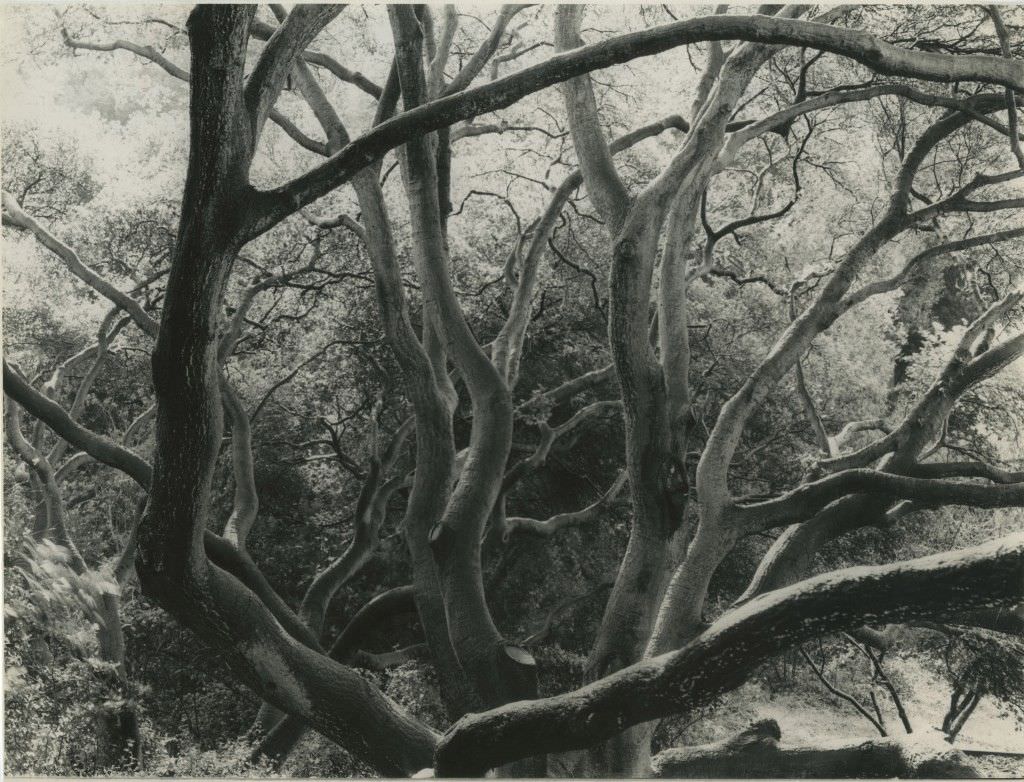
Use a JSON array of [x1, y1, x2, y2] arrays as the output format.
[[3, 3, 1024, 777], [5, 563, 128, 774]]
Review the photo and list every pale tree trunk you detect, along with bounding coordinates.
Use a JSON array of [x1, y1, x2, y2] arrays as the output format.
[[554, 5, 684, 691], [278, 43, 478, 723], [554, 10, 685, 773], [389, 16, 541, 776], [557, 6, 805, 772], [635, 18, 808, 772]]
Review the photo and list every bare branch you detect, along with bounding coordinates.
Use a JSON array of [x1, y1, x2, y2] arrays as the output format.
[[799, 645, 886, 735], [250, 14, 1024, 237], [504, 470, 628, 538], [2, 192, 159, 338], [443, 5, 529, 96], [244, 5, 343, 138], [841, 227, 1024, 311], [61, 27, 328, 155], [735, 468, 1024, 532]]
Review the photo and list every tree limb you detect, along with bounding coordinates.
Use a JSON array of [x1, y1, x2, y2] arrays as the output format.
[[435, 535, 1024, 776], [249, 14, 1024, 238]]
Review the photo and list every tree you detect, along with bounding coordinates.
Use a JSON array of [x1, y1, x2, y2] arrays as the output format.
[[4, 4, 1024, 777]]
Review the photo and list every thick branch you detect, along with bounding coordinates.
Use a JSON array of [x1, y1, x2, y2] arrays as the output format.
[[249, 18, 382, 98], [250, 14, 1024, 237], [435, 535, 1024, 775], [244, 4, 343, 138], [4, 361, 152, 488]]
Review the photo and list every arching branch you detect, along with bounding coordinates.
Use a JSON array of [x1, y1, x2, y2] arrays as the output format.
[[250, 14, 1024, 238], [435, 535, 1024, 776]]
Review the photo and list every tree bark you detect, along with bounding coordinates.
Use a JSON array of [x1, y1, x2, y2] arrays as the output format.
[[134, 9, 440, 775], [434, 535, 1023, 776], [391, 8, 539, 728]]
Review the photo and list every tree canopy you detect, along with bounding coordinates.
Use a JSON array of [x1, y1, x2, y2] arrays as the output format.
[[3, 4, 1023, 778]]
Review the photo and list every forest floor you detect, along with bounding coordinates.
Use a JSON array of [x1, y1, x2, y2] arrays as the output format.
[[672, 656, 1024, 778]]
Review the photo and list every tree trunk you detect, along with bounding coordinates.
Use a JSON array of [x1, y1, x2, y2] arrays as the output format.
[[390, 9, 540, 734], [136, 9, 440, 775]]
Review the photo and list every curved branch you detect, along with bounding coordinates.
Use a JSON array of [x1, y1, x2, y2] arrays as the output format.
[[832, 418, 889, 451], [736, 468, 1024, 532], [4, 361, 152, 488], [443, 5, 529, 97], [905, 461, 1024, 484], [244, 4, 342, 138], [251, 14, 1024, 237], [6, 399, 85, 569], [221, 377, 259, 549], [252, 585, 420, 765], [517, 363, 616, 414], [504, 470, 628, 538], [61, 28, 327, 156], [554, 5, 630, 231], [435, 535, 1024, 776], [249, 18, 382, 98], [841, 227, 1024, 311], [723, 83, 1023, 159], [2, 192, 159, 338]]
